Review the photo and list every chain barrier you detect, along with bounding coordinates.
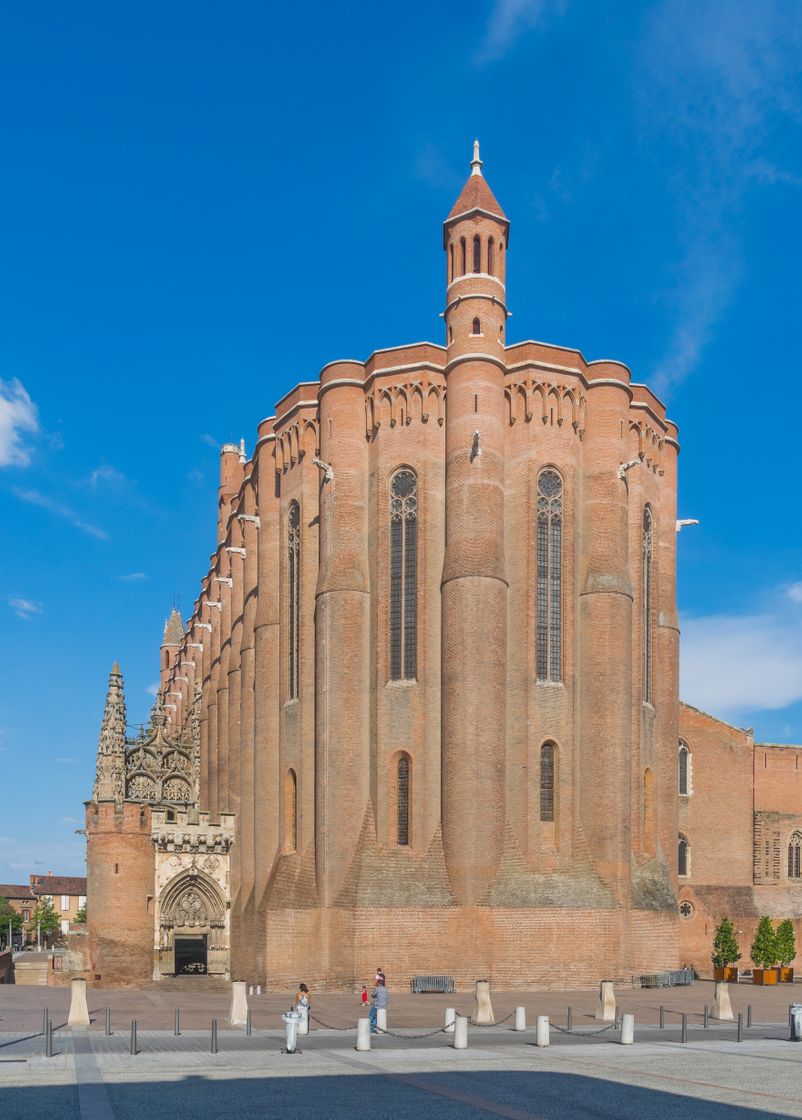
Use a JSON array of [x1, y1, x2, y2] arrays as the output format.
[[375, 1025, 451, 1040], [551, 1020, 620, 1037], [308, 1014, 359, 1032], [471, 1012, 515, 1028]]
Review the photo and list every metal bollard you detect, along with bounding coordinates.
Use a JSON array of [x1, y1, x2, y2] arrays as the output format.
[[174, 1009, 180, 1036], [105, 1008, 111, 1036], [659, 1005, 664, 1029], [747, 1004, 752, 1028], [514, 1006, 526, 1031], [620, 1013, 635, 1045], [246, 1010, 252, 1037], [211, 1018, 218, 1054], [567, 1006, 573, 1031], [681, 1013, 687, 1043], [45, 1022, 53, 1058], [535, 1015, 549, 1047], [453, 1014, 468, 1050], [737, 1012, 743, 1042], [704, 1005, 709, 1028], [42, 1008, 49, 1037], [356, 1017, 371, 1051], [130, 1020, 137, 1056], [444, 1007, 456, 1033]]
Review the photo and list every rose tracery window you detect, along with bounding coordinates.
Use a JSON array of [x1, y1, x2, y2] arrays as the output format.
[[390, 469, 417, 681], [288, 502, 300, 700], [536, 469, 562, 682]]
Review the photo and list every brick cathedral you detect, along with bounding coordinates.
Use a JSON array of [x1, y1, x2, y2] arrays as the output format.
[[86, 146, 802, 988]]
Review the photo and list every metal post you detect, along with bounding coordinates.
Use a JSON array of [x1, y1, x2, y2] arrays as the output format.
[[45, 1022, 53, 1058], [246, 1009, 252, 1037], [681, 1013, 687, 1043], [659, 1005, 664, 1029], [105, 1008, 111, 1036], [704, 1005, 709, 1028], [211, 1017, 218, 1054], [129, 1020, 137, 1056], [42, 1008, 49, 1037], [567, 1006, 573, 1031], [174, 1009, 180, 1036], [737, 1012, 743, 1042], [747, 1004, 752, 1028]]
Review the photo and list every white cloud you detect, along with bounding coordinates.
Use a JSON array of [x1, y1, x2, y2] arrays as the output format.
[[89, 464, 128, 489], [0, 378, 39, 467], [117, 572, 147, 583], [681, 600, 802, 719], [8, 597, 43, 620], [0, 834, 86, 882], [13, 486, 109, 540], [146, 681, 160, 697], [55, 757, 79, 765], [475, 0, 565, 64], [199, 433, 219, 449]]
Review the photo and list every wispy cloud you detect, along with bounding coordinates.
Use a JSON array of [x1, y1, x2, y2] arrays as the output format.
[[55, 757, 79, 765], [199, 433, 219, 449], [414, 144, 462, 192], [475, 0, 565, 64], [0, 834, 86, 881], [0, 378, 39, 467], [8, 597, 43, 620], [117, 572, 147, 583], [640, 0, 802, 395], [12, 486, 109, 540], [681, 583, 802, 720], [89, 464, 129, 489], [146, 681, 159, 697], [59, 816, 82, 826]]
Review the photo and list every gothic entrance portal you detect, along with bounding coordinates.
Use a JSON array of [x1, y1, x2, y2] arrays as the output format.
[[174, 934, 207, 975]]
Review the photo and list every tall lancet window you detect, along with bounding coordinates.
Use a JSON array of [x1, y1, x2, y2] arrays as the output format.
[[389, 469, 418, 680], [288, 501, 301, 700], [396, 754, 410, 846], [473, 234, 481, 272], [536, 469, 563, 682], [642, 506, 654, 703], [540, 742, 556, 822]]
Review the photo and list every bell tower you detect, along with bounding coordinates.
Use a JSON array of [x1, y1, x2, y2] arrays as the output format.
[[441, 143, 510, 906]]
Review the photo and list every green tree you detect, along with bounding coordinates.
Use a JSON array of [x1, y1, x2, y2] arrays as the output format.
[[74, 904, 87, 925], [0, 898, 23, 946], [29, 897, 62, 947], [775, 919, 796, 967], [712, 916, 740, 968], [750, 916, 778, 969]]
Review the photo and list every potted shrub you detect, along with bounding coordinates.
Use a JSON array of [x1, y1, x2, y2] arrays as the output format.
[[751, 916, 778, 985], [712, 917, 740, 982], [776, 919, 796, 983]]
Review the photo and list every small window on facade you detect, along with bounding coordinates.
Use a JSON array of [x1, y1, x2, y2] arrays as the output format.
[[473, 235, 481, 272], [389, 469, 418, 681], [460, 238, 466, 275], [540, 742, 555, 822], [288, 502, 301, 700], [449, 243, 454, 282], [488, 237, 494, 275], [643, 506, 654, 703], [471, 317, 481, 335], [22, 909, 30, 922], [448, 325, 453, 343], [284, 769, 297, 853], [678, 834, 690, 877], [789, 833, 802, 879], [61, 895, 69, 912], [536, 469, 563, 682], [679, 742, 691, 796], [397, 754, 410, 846]]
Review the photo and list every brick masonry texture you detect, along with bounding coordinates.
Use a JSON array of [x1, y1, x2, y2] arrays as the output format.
[[86, 150, 802, 990]]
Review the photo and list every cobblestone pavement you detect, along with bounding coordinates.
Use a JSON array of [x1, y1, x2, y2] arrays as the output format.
[[3, 984, 802, 1119]]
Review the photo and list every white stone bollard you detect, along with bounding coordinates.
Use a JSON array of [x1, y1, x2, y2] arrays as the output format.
[[228, 981, 249, 1026], [514, 1006, 526, 1031], [620, 1013, 635, 1044], [536, 1015, 550, 1047], [712, 981, 734, 1021], [444, 1007, 456, 1033], [376, 1007, 387, 1032], [453, 1013, 468, 1049], [596, 980, 616, 1022], [472, 979, 495, 1024], [257, 985, 261, 995], [356, 1017, 371, 1051], [68, 977, 90, 1027]]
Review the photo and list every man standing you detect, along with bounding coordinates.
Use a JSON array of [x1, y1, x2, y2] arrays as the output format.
[[369, 976, 388, 1034]]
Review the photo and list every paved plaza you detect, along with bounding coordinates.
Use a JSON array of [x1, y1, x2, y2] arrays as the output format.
[[3, 981, 802, 1118]]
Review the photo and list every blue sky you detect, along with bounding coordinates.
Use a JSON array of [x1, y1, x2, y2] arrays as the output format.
[[1, 0, 801, 882]]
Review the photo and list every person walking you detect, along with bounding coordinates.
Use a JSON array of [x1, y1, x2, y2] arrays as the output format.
[[369, 976, 388, 1034], [361, 985, 369, 1007], [294, 982, 311, 1033]]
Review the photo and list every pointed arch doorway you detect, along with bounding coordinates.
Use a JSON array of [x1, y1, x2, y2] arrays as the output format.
[[156, 869, 230, 978]]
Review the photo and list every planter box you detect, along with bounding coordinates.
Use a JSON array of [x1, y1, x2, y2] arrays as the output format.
[[714, 966, 738, 983], [780, 967, 795, 983], [753, 968, 778, 985]]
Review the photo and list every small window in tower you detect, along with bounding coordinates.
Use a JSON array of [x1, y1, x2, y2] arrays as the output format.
[[488, 237, 494, 274], [471, 318, 481, 335], [449, 243, 454, 282], [448, 325, 453, 343], [460, 238, 466, 275], [473, 235, 481, 273]]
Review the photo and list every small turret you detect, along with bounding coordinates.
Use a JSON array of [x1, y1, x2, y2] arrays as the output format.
[[160, 607, 184, 693], [93, 662, 127, 805]]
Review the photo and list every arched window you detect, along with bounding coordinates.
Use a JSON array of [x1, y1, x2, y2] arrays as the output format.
[[678, 834, 690, 877], [487, 237, 494, 275], [473, 235, 481, 272], [389, 469, 417, 680], [471, 317, 481, 335], [397, 754, 410, 846], [288, 502, 300, 700], [536, 469, 563, 682], [789, 833, 802, 879], [679, 741, 691, 796], [449, 243, 454, 282], [644, 768, 655, 857], [460, 237, 466, 275], [284, 769, 297, 853], [540, 742, 555, 822], [642, 506, 653, 703]]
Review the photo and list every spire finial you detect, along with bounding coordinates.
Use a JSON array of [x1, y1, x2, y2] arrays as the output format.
[[471, 139, 483, 177]]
